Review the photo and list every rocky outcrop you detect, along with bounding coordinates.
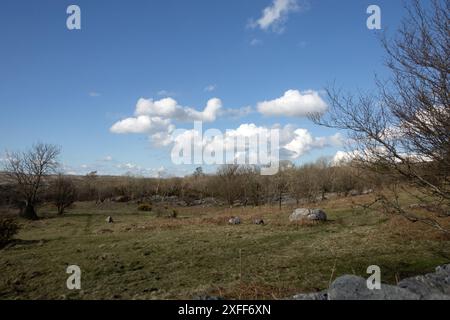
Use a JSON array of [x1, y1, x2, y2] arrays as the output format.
[[397, 264, 450, 299], [292, 264, 450, 300], [327, 275, 420, 300]]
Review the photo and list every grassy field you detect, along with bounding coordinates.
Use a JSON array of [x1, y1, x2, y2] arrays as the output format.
[[1, 194, 449, 300]]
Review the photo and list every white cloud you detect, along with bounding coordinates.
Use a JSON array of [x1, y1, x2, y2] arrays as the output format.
[[332, 150, 357, 165], [110, 92, 329, 150], [110, 115, 173, 134], [171, 123, 342, 161], [117, 162, 139, 170], [251, 0, 300, 32], [220, 105, 253, 118], [134, 97, 222, 122], [257, 89, 327, 117], [151, 130, 175, 147], [204, 84, 217, 92], [110, 96, 225, 145], [102, 155, 113, 162]]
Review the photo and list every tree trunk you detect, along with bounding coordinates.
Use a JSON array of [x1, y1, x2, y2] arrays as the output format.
[[21, 201, 38, 220]]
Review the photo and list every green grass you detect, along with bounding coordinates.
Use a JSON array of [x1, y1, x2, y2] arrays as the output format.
[[1, 195, 449, 300]]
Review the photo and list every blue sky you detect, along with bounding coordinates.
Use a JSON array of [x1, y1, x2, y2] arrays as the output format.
[[0, 0, 409, 176]]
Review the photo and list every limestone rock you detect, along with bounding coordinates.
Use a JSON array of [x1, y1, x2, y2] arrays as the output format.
[[228, 217, 241, 225], [328, 275, 420, 300], [289, 208, 327, 222], [397, 264, 450, 300], [253, 219, 265, 225]]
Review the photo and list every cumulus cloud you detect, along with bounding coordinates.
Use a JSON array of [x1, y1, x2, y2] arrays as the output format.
[[171, 123, 342, 162], [257, 89, 328, 117], [110, 115, 174, 134], [220, 105, 253, 119], [110, 96, 253, 145], [332, 150, 358, 165], [110, 92, 330, 151], [250, 0, 301, 32], [133, 97, 222, 122]]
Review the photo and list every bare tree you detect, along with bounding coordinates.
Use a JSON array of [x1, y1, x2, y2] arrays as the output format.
[[311, 0, 449, 233], [240, 166, 263, 207], [314, 157, 336, 201], [216, 164, 242, 207], [3, 143, 61, 220], [289, 163, 320, 204], [50, 174, 76, 215], [272, 161, 292, 210]]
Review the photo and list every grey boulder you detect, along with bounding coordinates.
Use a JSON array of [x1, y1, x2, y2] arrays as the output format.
[[228, 217, 241, 225], [397, 264, 450, 300], [328, 275, 420, 300], [289, 208, 327, 222], [253, 219, 265, 225]]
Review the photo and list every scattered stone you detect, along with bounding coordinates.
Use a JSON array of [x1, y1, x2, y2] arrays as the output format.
[[106, 216, 114, 223], [289, 208, 327, 222], [228, 217, 241, 225], [253, 219, 265, 225]]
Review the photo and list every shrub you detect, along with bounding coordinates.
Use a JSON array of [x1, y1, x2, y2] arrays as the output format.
[[153, 207, 177, 218], [0, 218, 20, 245], [138, 203, 152, 212]]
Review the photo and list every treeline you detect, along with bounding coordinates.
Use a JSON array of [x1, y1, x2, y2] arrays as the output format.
[[1, 158, 383, 212]]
